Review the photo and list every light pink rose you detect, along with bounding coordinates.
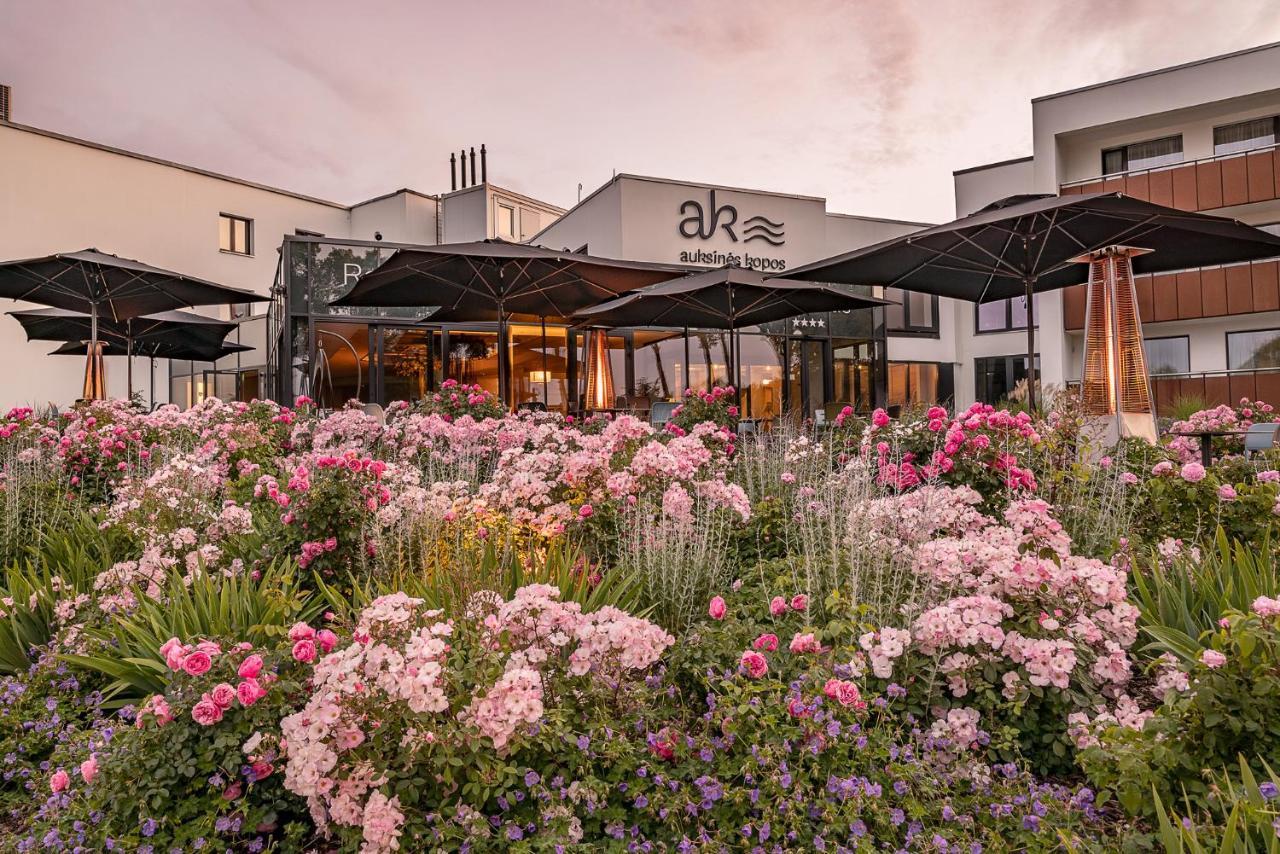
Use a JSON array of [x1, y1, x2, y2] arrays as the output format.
[[50, 769, 69, 792], [1181, 462, 1207, 483], [1217, 484, 1238, 501], [316, 629, 338, 653], [237, 654, 264, 680], [1201, 649, 1227, 669], [79, 756, 98, 784], [236, 679, 265, 707], [769, 596, 787, 617], [191, 695, 223, 726], [288, 622, 315, 642], [181, 651, 212, 677], [708, 596, 727, 620], [752, 633, 779, 652]]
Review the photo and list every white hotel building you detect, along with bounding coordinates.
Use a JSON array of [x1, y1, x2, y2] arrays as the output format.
[[1, 41, 1279, 416]]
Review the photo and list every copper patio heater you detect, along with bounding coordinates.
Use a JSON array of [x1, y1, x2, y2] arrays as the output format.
[[81, 340, 107, 401], [582, 329, 616, 411], [1078, 246, 1157, 443]]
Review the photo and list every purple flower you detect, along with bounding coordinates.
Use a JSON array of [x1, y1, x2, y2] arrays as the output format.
[[524, 771, 540, 787], [140, 818, 157, 837], [1262, 782, 1279, 800]]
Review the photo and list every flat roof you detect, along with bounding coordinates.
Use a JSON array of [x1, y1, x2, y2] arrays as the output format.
[[1033, 40, 1280, 103], [952, 155, 1033, 177]]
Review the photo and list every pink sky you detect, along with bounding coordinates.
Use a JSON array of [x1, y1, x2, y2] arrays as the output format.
[[3, 1, 1279, 223]]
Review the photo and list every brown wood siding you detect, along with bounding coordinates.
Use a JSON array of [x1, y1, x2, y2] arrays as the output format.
[[1204, 375, 1231, 405], [1201, 267, 1228, 317], [1171, 165, 1198, 210], [1124, 172, 1150, 201], [1175, 271, 1202, 318], [1253, 260, 1280, 312], [1248, 150, 1276, 203], [1230, 373, 1258, 405], [1196, 160, 1224, 210], [1227, 264, 1256, 314], [1148, 169, 1174, 207], [1221, 155, 1250, 207], [1151, 273, 1180, 321], [1135, 275, 1155, 321], [1258, 372, 1280, 405], [1063, 284, 1086, 330]]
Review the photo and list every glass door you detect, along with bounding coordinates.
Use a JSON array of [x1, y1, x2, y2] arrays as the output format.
[[787, 339, 827, 420], [379, 327, 440, 404]]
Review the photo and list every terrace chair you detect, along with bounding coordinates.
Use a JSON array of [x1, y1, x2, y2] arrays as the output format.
[[650, 401, 679, 428], [1244, 422, 1280, 459], [359, 402, 386, 426]]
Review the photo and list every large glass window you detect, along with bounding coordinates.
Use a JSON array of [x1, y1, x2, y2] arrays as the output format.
[[1102, 135, 1183, 175], [509, 325, 570, 412], [632, 331, 686, 403], [1228, 329, 1280, 370], [832, 339, 874, 414], [977, 294, 1040, 333], [688, 331, 730, 391], [1144, 336, 1190, 375], [495, 203, 516, 240], [887, 362, 944, 410], [737, 334, 786, 421], [1215, 117, 1278, 156], [445, 331, 500, 399], [787, 339, 825, 419], [381, 328, 440, 403], [219, 213, 252, 255], [975, 354, 1038, 404], [884, 288, 938, 335], [313, 322, 372, 408]]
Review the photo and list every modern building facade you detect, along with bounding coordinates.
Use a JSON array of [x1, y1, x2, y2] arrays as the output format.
[[3, 40, 1280, 415], [950, 41, 1280, 412]]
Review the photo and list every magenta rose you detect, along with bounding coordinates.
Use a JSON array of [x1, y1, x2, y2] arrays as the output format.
[[316, 629, 338, 653], [237, 679, 265, 707], [182, 651, 212, 677], [708, 596, 727, 620], [209, 683, 236, 710], [752, 633, 779, 652], [237, 654, 264, 680], [292, 639, 317, 663], [740, 650, 769, 679], [789, 594, 808, 611]]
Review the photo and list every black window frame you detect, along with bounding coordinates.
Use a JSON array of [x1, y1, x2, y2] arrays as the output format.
[[974, 295, 1039, 335], [1143, 334, 1190, 375], [1101, 134, 1184, 175], [1213, 116, 1280, 156], [974, 353, 1039, 405], [219, 213, 253, 256], [884, 287, 940, 338], [1227, 327, 1280, 371]]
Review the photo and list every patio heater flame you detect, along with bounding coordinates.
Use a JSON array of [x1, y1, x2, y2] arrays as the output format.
[[583, 330, 615, 411], [81, 340, 107, 400], [1079, 246, 1156, 442]]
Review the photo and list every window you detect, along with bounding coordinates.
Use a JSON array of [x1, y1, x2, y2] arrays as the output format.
[[976, 294, 1040, 333], [1144, 336, 1189, 375], [1101, 135, 1183, 175], [219, 214, 252, 255], [884, 288, 938, 335], [975, 354, 1038, 404], [519, 209, 541, 241], [1228, 328, 1280, 370], [495, 203, 516, 240], [1214, 117, 1279, 156], [887, 361, 951, 409]]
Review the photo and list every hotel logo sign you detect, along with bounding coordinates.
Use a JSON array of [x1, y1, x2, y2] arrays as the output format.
[[676, 189, 788, 271]]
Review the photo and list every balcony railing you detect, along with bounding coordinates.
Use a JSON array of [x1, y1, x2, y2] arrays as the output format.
[[1063, 258, 1280, 330], [1060, 143, 1280, 213], [1148, 367, 1280, 416]]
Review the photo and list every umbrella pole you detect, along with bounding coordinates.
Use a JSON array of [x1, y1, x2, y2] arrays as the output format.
[[126, 336, 134, 400], [497, 307, 509, 410], [1024, 278, 1036, 412], [149, 357, 156, 410]]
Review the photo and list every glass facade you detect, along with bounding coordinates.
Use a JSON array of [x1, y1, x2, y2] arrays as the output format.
[[265, 236, 951, 421]]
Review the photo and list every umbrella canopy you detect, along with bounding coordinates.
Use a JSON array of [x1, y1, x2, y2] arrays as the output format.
[[0, 249, 267, 319], [779, 193, 1280, 302], [50, 339, 252, 362], [330, 239, 685, 318], [778, 192, 1280, 407], [572, 265, 890, 329]]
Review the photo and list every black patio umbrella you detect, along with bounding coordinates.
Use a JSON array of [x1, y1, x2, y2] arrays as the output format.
[[573, 265, 890, 395], [331, 239, 685, 403], [0, 249, 266, 397], [778, 192, 1280, 408], [8, 307, 241, 397]]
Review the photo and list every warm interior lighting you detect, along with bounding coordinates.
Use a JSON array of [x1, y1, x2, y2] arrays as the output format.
[[583, 330, 615, 410], [1079, 246, 1156, 441], [527, 370, 548, 384], [81, 341, 107, 400]]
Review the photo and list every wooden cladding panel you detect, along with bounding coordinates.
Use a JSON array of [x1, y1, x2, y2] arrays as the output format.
[[1124, 172, 1150, 201], [1148, 169, 1174, 207], [1063, 283, 1087, 329], [1135, 275, 1155, 321], [1258, 372, 1280, 406], [1221, 155, 1250, 207], [1151, 273, 1180, 321], [1171, 165, 1199, 210], [1226, 265, 1256, 314], [1196, 160, 1224, 210], [1201, 268, 1228, 317], [1248, 151, 1276, 203], [1230, 373, 1259, 406], [1175, 271, 1202, 318], [1253, 260, 1280, 312], [1204, 375, 1231, 406]]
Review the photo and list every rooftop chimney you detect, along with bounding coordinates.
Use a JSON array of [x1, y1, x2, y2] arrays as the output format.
[[0, 85, 10, 123], [449, 145, 489, 190]]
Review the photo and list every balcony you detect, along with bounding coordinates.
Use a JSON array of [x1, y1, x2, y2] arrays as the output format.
[[1150, 368, 1280, 416], [1063, 259, 1280, 330], [1060, 144, 1280, 213]]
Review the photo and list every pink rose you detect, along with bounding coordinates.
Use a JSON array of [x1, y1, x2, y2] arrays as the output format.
[[788, 632, 821, 654], [316, 629, 338, 653], [836, 681, 863, 708], [752, 633, 779, 652], [292, 639, 317, 663], [209, 683, 237, 710], [1201, 649, 1227, 669], [237, 654, 264, 680], [181, 651, 212, 677], [790, 594, 808, 611], [50, 769, 70, 793], [708, 596, 727, 620], [191, 696, 223, 726], [769, 596, 787, 617], [237, 679, 265, 707], [249, 761, 274, 782], [740, 650, 769, 679], [288, 622, 315, 642], [1217, 484, 1238, 501], [79, 756, 98, 784], [1181, 462, 1207, 483], [578, 504, 594, 518], [871, 408, 890, 428]]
